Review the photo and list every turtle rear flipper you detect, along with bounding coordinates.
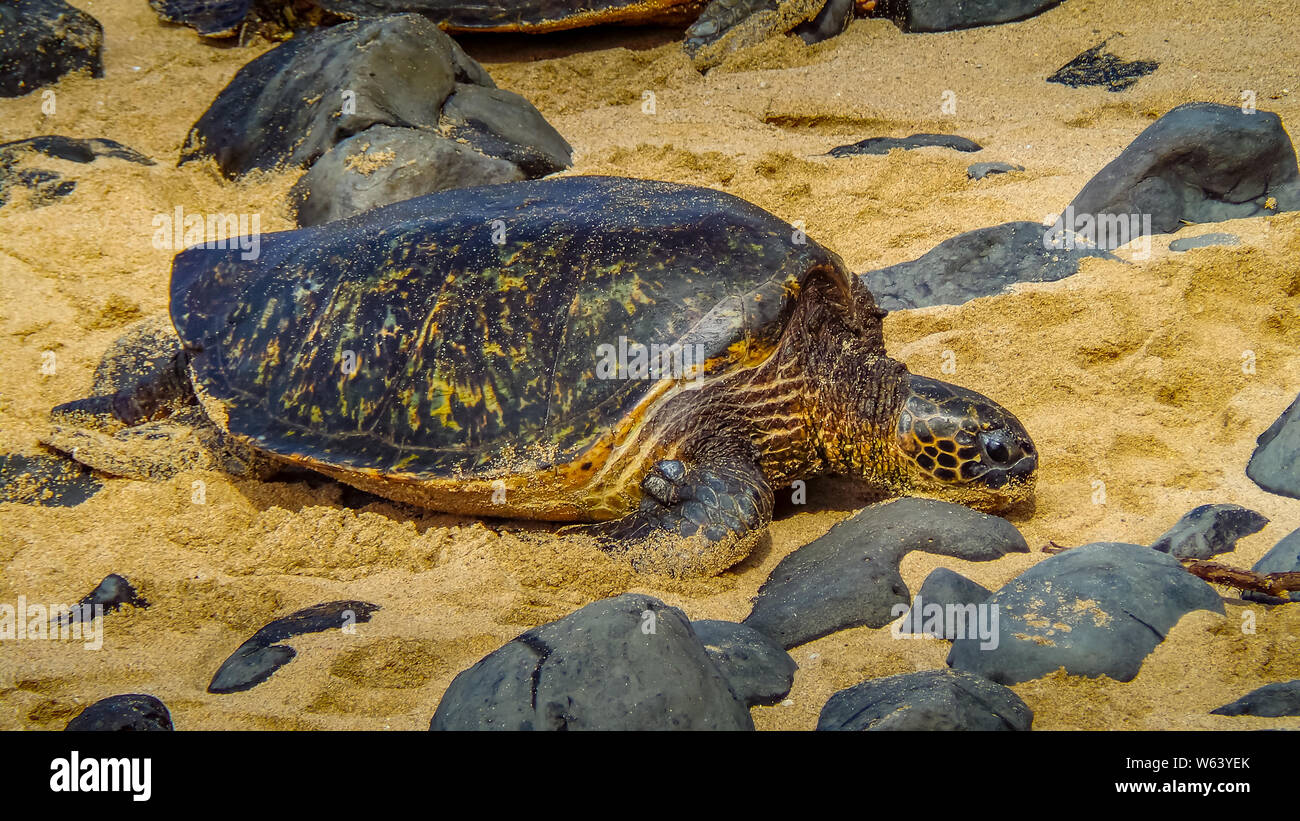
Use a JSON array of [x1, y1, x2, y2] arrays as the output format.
[[565, 449, 775, 577]]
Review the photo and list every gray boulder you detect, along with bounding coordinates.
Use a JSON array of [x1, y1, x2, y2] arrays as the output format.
[[1246, 392, 1300, 501], [0, 0, 103, 98], [948, 542, 1224, 684], [743, 498, 1028, 649], [431, 594, 754, 730], [693, 620, 798, 707], [1242, 527, 1300, 604], [898, 0, 1062, 33], [1211, 680, 1300, 717], [818, 669, 1032, 730], [900, 567, 993, 637], [65, 694, 173, 731], [1149, 504, 1268, 560]]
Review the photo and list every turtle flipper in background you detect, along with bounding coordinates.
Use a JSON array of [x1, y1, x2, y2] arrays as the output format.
[[564, 447, 775, 578]]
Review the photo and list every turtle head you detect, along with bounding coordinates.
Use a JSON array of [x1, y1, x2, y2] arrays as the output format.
[[892, 374, 1037, 510]]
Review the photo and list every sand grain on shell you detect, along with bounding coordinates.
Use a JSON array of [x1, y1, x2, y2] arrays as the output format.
[[1, 0, 1299, 730]]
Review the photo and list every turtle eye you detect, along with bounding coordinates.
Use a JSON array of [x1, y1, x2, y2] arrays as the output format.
[[980, 430, 1014, 466]]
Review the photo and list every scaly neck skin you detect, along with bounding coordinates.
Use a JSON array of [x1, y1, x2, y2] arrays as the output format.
[[797, 300, 911, 488]]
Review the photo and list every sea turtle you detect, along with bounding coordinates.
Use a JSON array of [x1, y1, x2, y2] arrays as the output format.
[[150, 0, 863, 68], [44, 176, 1036, 576]]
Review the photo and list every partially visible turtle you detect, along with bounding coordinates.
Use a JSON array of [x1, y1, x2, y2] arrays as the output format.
[[150, 0, 864, 68], [45, 176, 1036, 576]]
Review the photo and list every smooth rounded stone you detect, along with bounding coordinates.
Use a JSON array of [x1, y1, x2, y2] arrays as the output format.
[[1149, 504, 1268, 560], [56, 574, 149, 626], [65, 694, 173, 731], [439, 83, 573, 177], [1169, 232, 1241, 251], [208, 600, 380, 694], [900, 568, 992, 637], [817, 669, 1032, 731], [692, 619, 798, 707], [0, 0, 103, 98], [828, 133, 981, 158], [1047, 40, 1159, 92], [1246, 392, 1300, 501], [899, 0, 1060, 33], [795, 0, 855, 44], [0, 136, 154, 209], [290, 125, 525, 227], [431, 594, 754, 730], [948, 542, 1224, 685], [968, 161, 1024, 180], [861, 220, 1118, 310], [1067, 102, 1300, 235], [1243, 527, 1300, 604], [742, 498, 1029, 650], [0, 452, 102, 507], [181, 15, 466, 178], [1211, 680, 1300, 717]]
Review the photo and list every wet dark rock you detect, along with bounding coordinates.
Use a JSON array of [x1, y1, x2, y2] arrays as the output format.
[[796, 0, 855, 44], [56, 574, 149, 626], [861, 220, 1118, 310], [0, 137, 155, 208], [0, 0, 103, 98], [818, 668, 1033, 730], [290, 125, 524, 226], [1067, 102, 1300, 236], [743, 498, 1028, 650], [897, 0, 1061, 33], [948, 542, 1224, 684], [431, 594, 753, 730], [968, 161, 1024, 180], [1211, 680, 1300, 717], [900, 568, 992, 637], [1242, 527, 1300, 605], [693, 619, 797, 707], [1149, 504, 1268, 560], [1169, 232, 1241, 251], [208, 600, 380, 694], [1047, 40, 1158, 92], [1247, 392, 1300, 501], [0, 452, 102, 506], [65, 694, 173, 731], [829, 133, 981, 157]]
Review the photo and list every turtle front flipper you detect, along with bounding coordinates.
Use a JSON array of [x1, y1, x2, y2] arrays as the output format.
[[685, 0, 837, 69], [566, 451, 775, 577]]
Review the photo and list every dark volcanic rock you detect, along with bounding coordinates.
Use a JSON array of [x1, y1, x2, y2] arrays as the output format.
[[1243, 527, 1300, 604], [1066, 102, 1300, 236], [818, 668, 1033, 730], [0, 137, 154, 208], [1169, 232, 1240, 251], [968, 161, 1024, 180], [948, 542, 1224, 684], [0, 0, 103, 98], [1149, 504, 1268, 560], [290, 125, 524, 227], [1211, 680, 1300, 717], [1246, 392, 1300, 501], [900, 568, 992, 637], [208, 600, 380, 694], [795, 0, 855, 44], [1047, 40, 1158, 92], [898, 0, 1061, 33], [0, 452, 102, 506], [693, 619, 797, 707], [56, 573, 149, 625], [431, 594, 754, 730], [743, 498, 1028, 650], [439, 83, 572, 178], [829, 133, 981, 157], [65, 694, 173, 731], [861, 220, 1118, 310]]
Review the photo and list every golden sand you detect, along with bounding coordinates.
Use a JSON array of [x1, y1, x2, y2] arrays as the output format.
[[0, 0, 1298, 730]]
